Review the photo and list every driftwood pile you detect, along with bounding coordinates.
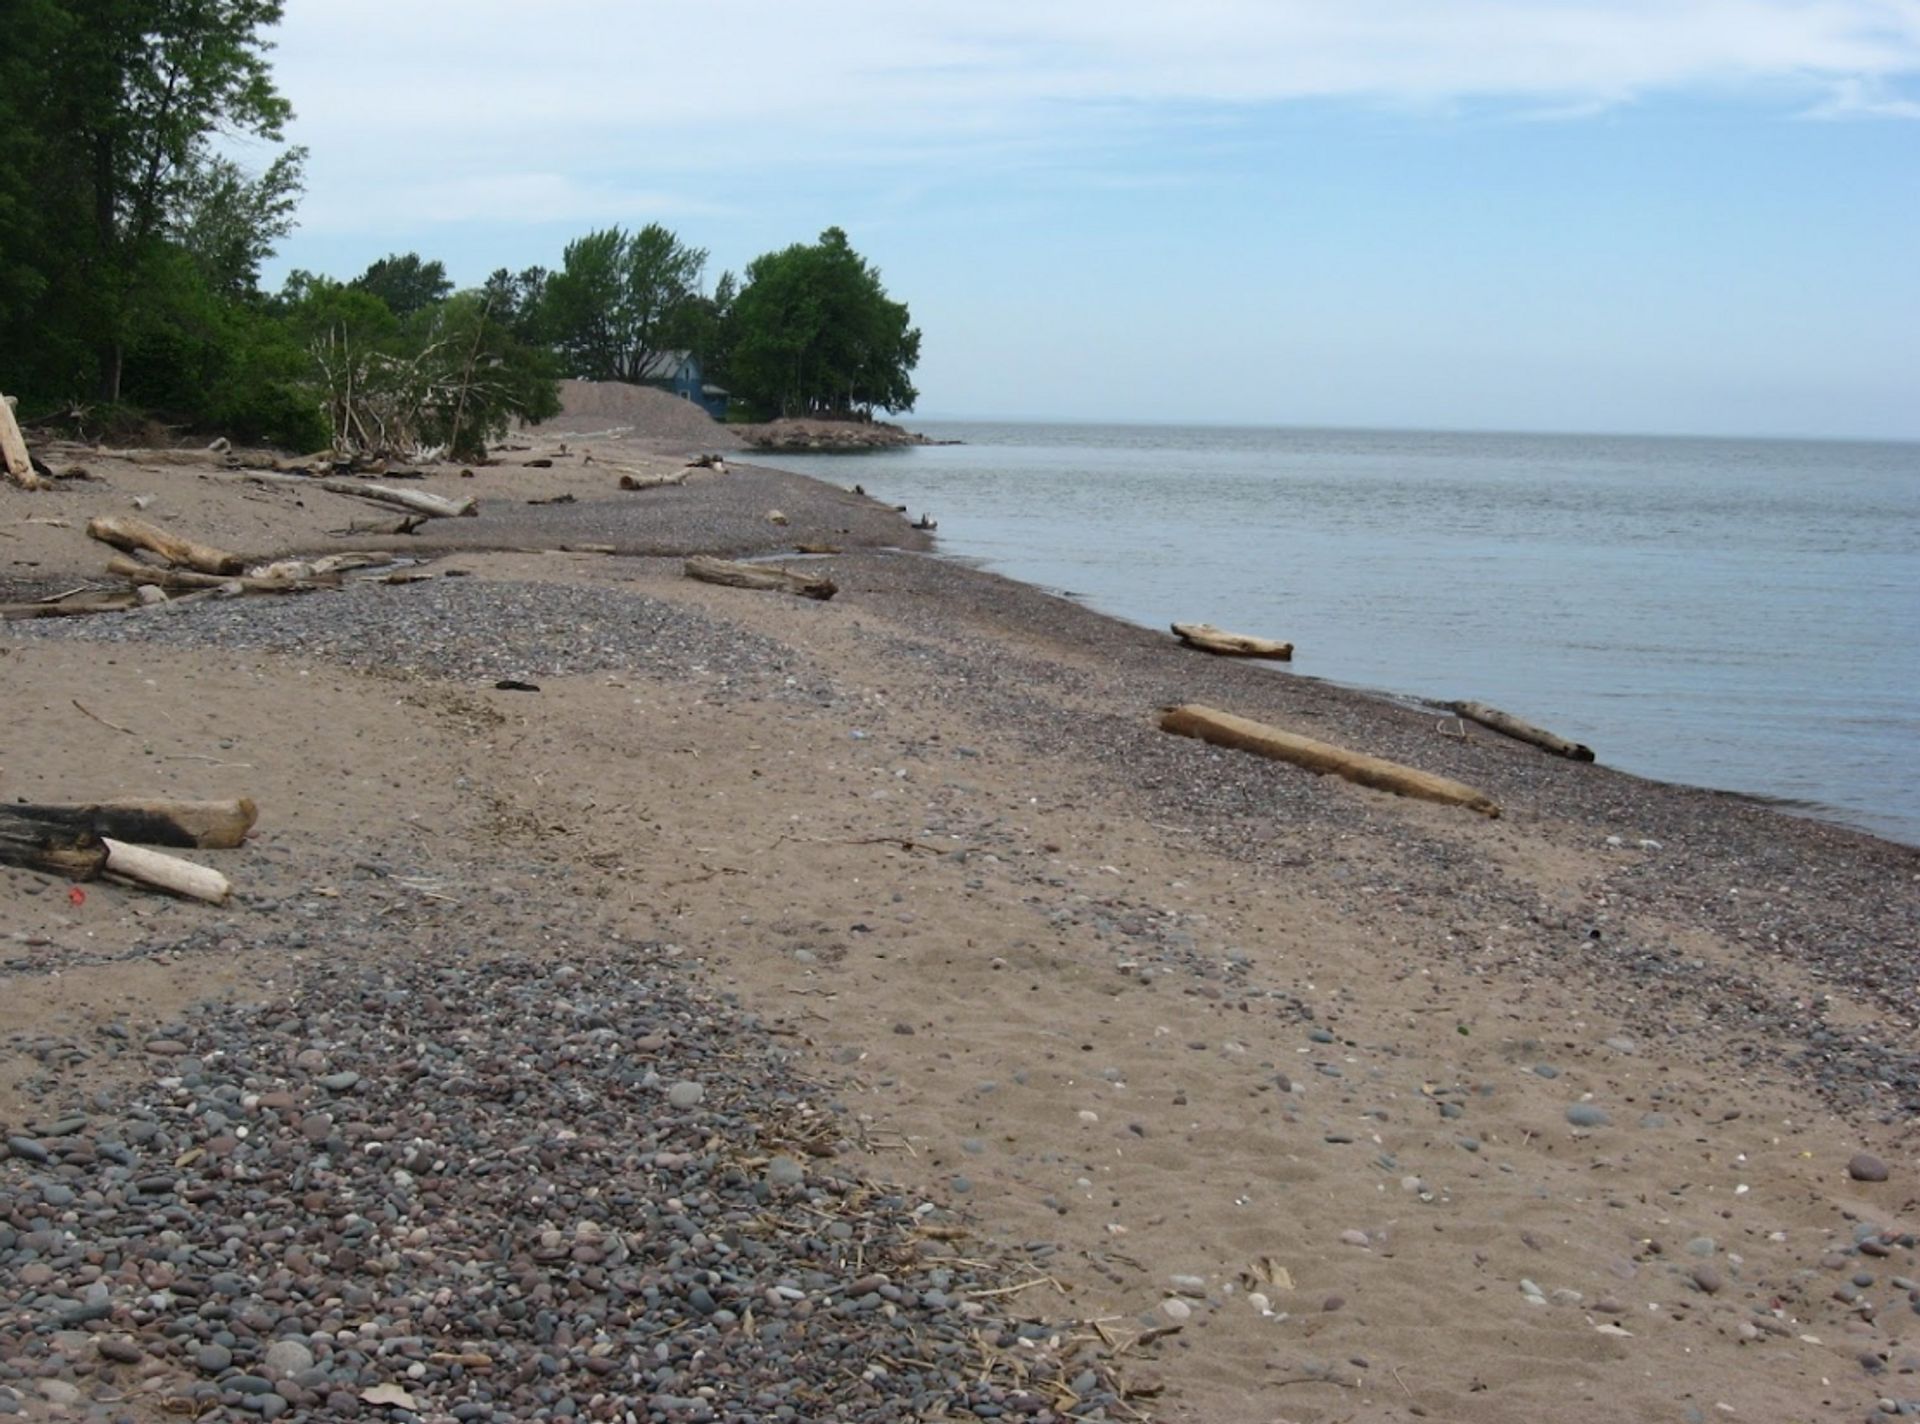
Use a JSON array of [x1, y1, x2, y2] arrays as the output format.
[[0, 797, 256, 903]]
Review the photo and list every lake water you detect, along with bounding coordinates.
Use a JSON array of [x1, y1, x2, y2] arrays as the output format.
[[772, 422, 1920, 845]]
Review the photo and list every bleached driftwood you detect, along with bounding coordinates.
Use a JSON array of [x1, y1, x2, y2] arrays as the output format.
[[1159, 703, 1500, 817], [105, 554, 330, 594], [1, 395, 48, 490], [684, 555, 836, 601], [241, 469, 475, 518], [0, 594, 140, 621], [1171, 622, 1294, 660], [101, 838, 230, 903], [1447, 701, 1595, 762], [8, 798, 256, 849], [618, 468, 692, 491], [247, 552, 383, 581], [87, 515, 247, 575]]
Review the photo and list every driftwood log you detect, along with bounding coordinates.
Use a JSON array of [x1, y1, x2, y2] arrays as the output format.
[[1, 594, 140, 620], [0, 806, 107, 878], [684, 555, 836, 601], [1171, 622, 1294, 660], [1, 394, 48, 490], [618, 468, 692, 491], [105, 554, 331, 594], [241, 469, 476, 518], [1447, 701, 1595, 762], [1160, 703, 1500, 817], [88, 515, 247, 574], [9, 798, 257, 849], [101, 838, 231, 903]]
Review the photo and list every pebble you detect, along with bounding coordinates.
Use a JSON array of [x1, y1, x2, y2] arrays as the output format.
[[665, 1080, 705, 1108], [1691, 1265, 1726, 1295], [766, 1155, 806, 1187], [1566, 1104, 1612, 1128], [1851, 1154, 1892, 1183]]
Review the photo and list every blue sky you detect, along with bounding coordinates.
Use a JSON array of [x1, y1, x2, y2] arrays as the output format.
[[259, 1, 1920, 438]]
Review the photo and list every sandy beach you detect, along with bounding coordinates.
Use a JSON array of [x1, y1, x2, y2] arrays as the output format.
[[3, 395, 1917, 1423]]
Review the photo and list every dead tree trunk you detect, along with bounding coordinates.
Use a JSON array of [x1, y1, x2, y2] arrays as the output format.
[[1159, 703, 1500, 817]]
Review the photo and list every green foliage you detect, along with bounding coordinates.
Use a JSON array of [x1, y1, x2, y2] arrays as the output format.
[[726, 228, 920, 417], [543, 224, 708, 381], [351, 252, 454, 319]]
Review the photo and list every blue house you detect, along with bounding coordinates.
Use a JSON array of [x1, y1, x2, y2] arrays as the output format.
[[638, 350, 729, 421]]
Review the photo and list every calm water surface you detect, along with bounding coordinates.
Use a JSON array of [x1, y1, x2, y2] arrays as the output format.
[[773, 422, 1920, 845]]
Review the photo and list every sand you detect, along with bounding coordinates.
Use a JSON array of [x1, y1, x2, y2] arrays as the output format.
[[2, 408, 1917, 1423]]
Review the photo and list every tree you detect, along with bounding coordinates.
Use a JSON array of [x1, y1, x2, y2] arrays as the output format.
[[54, 0, 299, 400], [725, 228, 919, 418], [542, 224, 707, 382], [351, 252, 453, 319], [171, 147, 305, 299]]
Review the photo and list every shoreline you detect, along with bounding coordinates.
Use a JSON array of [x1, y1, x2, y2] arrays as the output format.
[[4, 429, 1918, 1422]]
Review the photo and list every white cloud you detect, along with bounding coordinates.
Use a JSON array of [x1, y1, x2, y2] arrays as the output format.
[[266, 0, 1920, 233]]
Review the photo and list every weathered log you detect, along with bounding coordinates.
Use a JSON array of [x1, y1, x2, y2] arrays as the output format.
[[101, 838, 230, 903], [0, 595, 140, 620], [8, 798, 257, 850], [1159, 703, 1500, 817], [1171, 622, 1294, 660], [87, 515, 247, 574], [1, 394, 49, 489], [617, 468, 692, 490], [684, 555, 836, 601], [105, 554, 330, 594], [0, 806, 108, 878], [1447, 701, 1595, 762], [246, 552, 382, 581], [239, 469, 476, 518]]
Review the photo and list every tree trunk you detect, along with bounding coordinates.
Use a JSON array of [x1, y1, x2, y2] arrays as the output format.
[[1159, 703, 1500, 817]]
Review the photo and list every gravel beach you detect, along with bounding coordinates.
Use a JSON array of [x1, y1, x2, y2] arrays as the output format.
[[3, 401, 1917, 1422]]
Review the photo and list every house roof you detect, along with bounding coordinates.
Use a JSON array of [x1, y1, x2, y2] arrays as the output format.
[[637, 350, 693, 380]]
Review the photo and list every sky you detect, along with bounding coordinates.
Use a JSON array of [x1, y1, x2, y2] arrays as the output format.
[[256, 1, 1920, 438]]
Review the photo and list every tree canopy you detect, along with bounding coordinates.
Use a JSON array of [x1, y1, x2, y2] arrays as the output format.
[[724, 227, 920, 417], [0, 3, 923, 451], [543, 224, 708, 382]]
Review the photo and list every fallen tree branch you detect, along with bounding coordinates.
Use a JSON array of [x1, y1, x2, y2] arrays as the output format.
[[684, 555, 836, 601], [105, 554, 333, 595], [0, 595, 139, 621], [1446, 700, 1595, 762], [239, 468, 476, 518], [1159, 703, 1500, 817]]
